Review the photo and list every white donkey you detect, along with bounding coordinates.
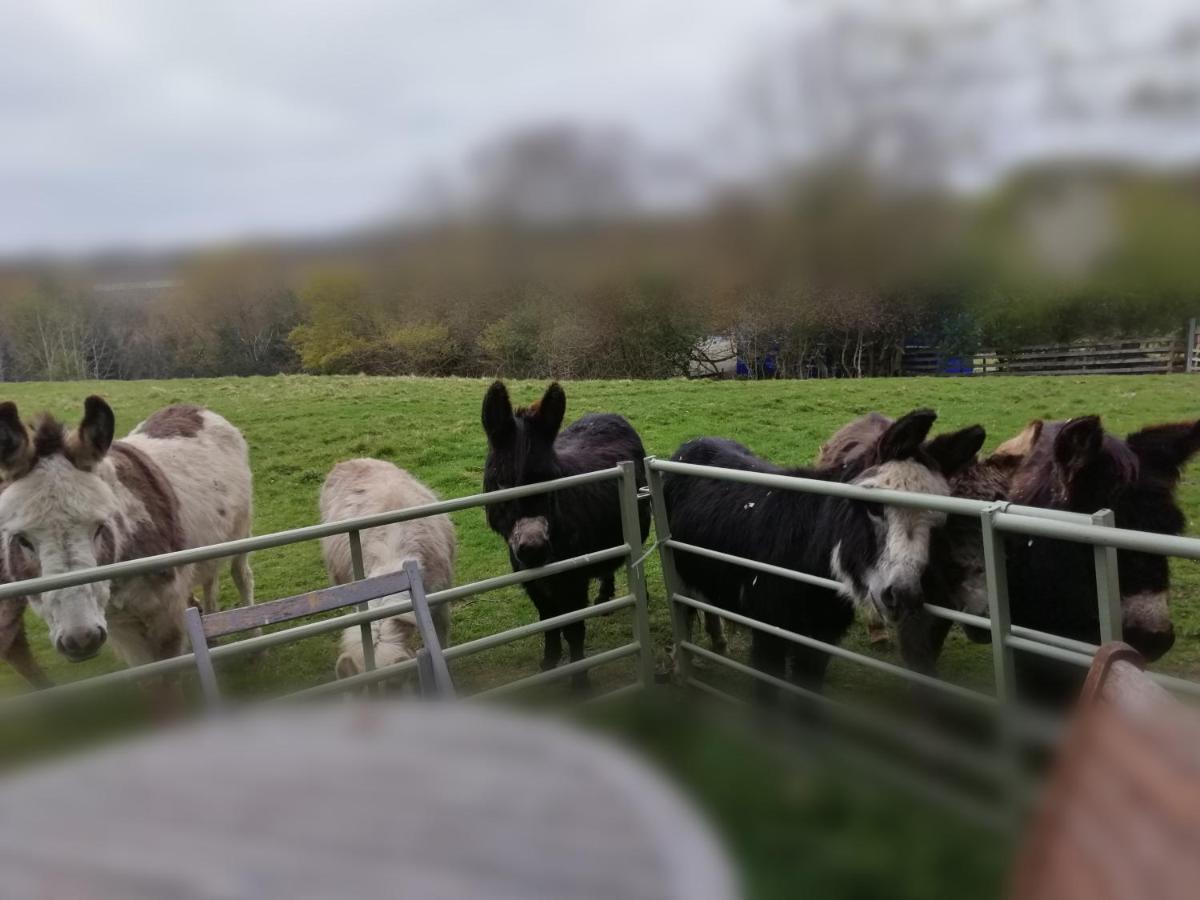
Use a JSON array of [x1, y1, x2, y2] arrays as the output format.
[[0, 397, 254, 667], [319, 458, 455, 680]]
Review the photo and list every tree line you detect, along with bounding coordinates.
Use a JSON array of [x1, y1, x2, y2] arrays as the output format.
[[2, 162, 1198, 383]]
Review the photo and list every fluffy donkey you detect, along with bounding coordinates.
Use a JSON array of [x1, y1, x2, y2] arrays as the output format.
[[1002, 415, 1199, 703], [664, 410, 983, 699], [319, 458, 455, 681], [817, 412, 1027, 675], [0, 398, 254, 667], [481, 381, 649, 689]]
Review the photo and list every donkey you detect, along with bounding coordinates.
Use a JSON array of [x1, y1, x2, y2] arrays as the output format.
[[0, 478, 51, 687], [0, 398, 254, 668], [664, 410, 984, 700], [1002, 415, 1200, 703], [481, 381, 649, 689], [816, 412, 1032, 676], [319, 458, 455, 682]]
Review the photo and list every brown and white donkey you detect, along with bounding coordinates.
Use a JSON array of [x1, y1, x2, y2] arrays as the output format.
[[0, 398, 254, 675]]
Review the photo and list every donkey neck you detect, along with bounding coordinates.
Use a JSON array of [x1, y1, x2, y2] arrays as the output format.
[[106, 442, 186, 562]]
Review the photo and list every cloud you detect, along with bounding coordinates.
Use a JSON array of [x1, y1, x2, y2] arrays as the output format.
[[0, 0, 795, 254]]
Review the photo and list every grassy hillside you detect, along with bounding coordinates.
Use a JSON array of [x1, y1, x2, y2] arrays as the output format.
[[2, 374, 1195, 900], [3, 373, 1197, 698]]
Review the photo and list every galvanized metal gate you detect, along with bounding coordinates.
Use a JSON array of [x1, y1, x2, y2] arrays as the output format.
[[643, 455, 1200, 827], [2, 455, 1200, 832]]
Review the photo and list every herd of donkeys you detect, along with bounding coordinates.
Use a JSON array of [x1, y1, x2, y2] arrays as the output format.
[[0, 381, 1197, 711]]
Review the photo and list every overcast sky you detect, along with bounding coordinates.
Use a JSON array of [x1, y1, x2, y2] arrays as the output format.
[[0, 0, 804, 256], [3, 1, 1197, 257]]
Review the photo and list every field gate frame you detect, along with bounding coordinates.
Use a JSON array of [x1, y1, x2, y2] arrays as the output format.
[[3, 455, 1200, 832], [643, 455, 1200, 829], [0, 463, 654, 718]]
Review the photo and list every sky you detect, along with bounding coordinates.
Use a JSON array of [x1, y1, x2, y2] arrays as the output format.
[[2, 0, 1197, 257], [0, 0, 802, 255]]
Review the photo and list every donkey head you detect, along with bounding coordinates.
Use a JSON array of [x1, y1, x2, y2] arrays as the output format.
[[0, 397, 121, 662], [336, 615, 418, 685], [481, 381, 567, 568], [1013, 415, 1200, 661], [830, 410, 983, 622]]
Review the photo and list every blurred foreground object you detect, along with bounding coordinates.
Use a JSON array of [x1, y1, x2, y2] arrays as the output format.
[[1012, 643, 1200, 900], [0, 705, 738, 900]]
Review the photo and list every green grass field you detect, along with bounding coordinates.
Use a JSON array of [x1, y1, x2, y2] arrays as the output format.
[[3, 374, 1197, 698], [1, 374, 1197, 899]]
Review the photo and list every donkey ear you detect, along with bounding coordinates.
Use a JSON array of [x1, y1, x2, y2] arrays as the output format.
[[67, 396, 115, 471], [531, 383, 566, 439], [0, 402, 33, 478], [925, 425, 986, 477], [481, 381, 515, 444], [1054, 415, 1103, 476], [878, 409, 937, 462], [992, 419, 1043, 460], [1126, 420, 1200, 478]]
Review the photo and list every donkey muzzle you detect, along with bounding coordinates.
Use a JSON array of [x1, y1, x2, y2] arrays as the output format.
[[1121, 591, 1174, 662], [510, 516, 550, 568], [56, 625, 107, 662]]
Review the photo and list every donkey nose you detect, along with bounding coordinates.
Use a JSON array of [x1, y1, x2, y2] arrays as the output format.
[[57, 626, 107, 661], [1125, 623, 1175, 663], [514, 542, 549, 568], [880, 586, 921, 616]]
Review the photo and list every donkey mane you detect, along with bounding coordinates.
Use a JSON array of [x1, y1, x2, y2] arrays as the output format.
[[31, 416, 66, 459]]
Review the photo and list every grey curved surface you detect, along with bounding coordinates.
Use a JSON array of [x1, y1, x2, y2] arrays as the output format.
[[0, 704, 740, 900]]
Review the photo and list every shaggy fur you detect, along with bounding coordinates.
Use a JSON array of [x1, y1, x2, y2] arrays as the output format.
[[1003, 415, 1200, 703], [817, 413, 1012, 675], [319, 458, 455, 684], [0, 397, 254, 667], [664, 410, 979, 699], [482, 381, 650, 689]]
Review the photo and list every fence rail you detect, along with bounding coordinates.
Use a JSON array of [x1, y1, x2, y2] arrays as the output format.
[[902, 333, 1191, 376]]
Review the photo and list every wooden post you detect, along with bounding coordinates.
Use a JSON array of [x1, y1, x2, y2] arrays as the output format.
[[1187, 318, 1198, 373]]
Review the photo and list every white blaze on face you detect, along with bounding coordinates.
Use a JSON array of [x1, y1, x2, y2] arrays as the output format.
[[849, 460, 949, 622], [0, 458, 119, 659]]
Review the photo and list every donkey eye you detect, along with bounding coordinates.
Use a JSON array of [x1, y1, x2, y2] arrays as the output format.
[[863, 502, 885, 521], [15, 534, 34, 553]]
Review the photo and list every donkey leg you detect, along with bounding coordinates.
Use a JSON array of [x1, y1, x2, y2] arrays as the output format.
[[2, 626, 52, 689], [595, 572, 615, 605], [525, 580, 562, 672], [563, 619, 590, 692], [231, 554, 255, 607], [896, 609, 952, 678], [541, 628, 563, 671], [750, 631, 788, 706], [560, 578, 592, 693], [704, 612, 727, 654], [200, 574, 220, 616]]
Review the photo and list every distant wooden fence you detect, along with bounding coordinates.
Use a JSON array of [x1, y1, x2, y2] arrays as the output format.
[[905, 325, 1199, 377]]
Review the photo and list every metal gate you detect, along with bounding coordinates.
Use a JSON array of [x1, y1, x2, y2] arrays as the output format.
[[3, 455, 1200, 832]]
